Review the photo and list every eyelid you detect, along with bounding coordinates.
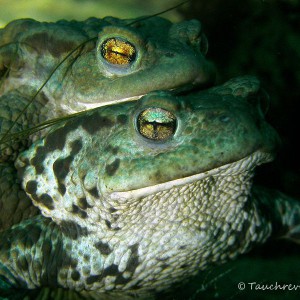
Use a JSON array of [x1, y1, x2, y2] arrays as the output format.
[[132, 92, 183, 144], [96, 25, 145, 76], [136, 107, 177, 141]]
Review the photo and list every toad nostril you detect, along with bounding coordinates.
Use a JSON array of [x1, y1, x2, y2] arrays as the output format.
[[258, 89, 270, 116], [164, 52, 175, 58], [219, 115, 231, 123], [247, 89, 270, 116], [199, 33, 208, 55]]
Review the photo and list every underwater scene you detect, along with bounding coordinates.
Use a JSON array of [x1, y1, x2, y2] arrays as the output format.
[[0, 0, 299, 299]]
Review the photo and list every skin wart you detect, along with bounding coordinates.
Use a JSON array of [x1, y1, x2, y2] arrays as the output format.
[[0, 16, 214, 148], [0, 76, 299, 299], [0, 15, 215, 232]]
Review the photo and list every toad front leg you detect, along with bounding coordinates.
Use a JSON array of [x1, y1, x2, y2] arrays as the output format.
[[1, 189, 300, 296], [0, 216, 68, 291], [251, 186, 300, 244], [0, 215, 141, 295]]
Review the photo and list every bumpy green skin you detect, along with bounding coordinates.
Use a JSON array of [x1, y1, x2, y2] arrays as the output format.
[[0, 16, 215, 231], [0, 16, 214, 153], [0, 77, 299, 299]]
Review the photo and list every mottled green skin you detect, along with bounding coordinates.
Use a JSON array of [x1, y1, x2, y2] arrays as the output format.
[[0, 16, 213, 157], [0, 77, 299, 299], [0, 16, 215, 231]]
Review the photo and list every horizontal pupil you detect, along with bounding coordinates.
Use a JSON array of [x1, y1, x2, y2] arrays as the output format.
[[137, 109, 177, 141], [111, 50, 129, 58], [101, 38, 136, 65], [146, 121, 173, 127]]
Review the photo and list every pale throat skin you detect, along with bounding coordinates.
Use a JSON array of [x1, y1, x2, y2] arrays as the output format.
[[1, 76, 300, 298]]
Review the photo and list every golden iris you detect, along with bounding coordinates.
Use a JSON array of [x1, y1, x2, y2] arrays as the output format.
[[101, 38, 136, 65], [137, 108, 177, 141]]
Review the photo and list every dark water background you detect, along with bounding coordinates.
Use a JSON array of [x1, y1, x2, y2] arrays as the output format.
[[177, 1, 300, 299]]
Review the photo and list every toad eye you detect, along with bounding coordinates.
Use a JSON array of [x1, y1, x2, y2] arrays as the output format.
[[101, 38, 136, 65], [137, 108, 177, 141]]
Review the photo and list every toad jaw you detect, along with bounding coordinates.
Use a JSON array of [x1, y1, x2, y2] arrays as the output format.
[[105, 150, 274, 203]]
